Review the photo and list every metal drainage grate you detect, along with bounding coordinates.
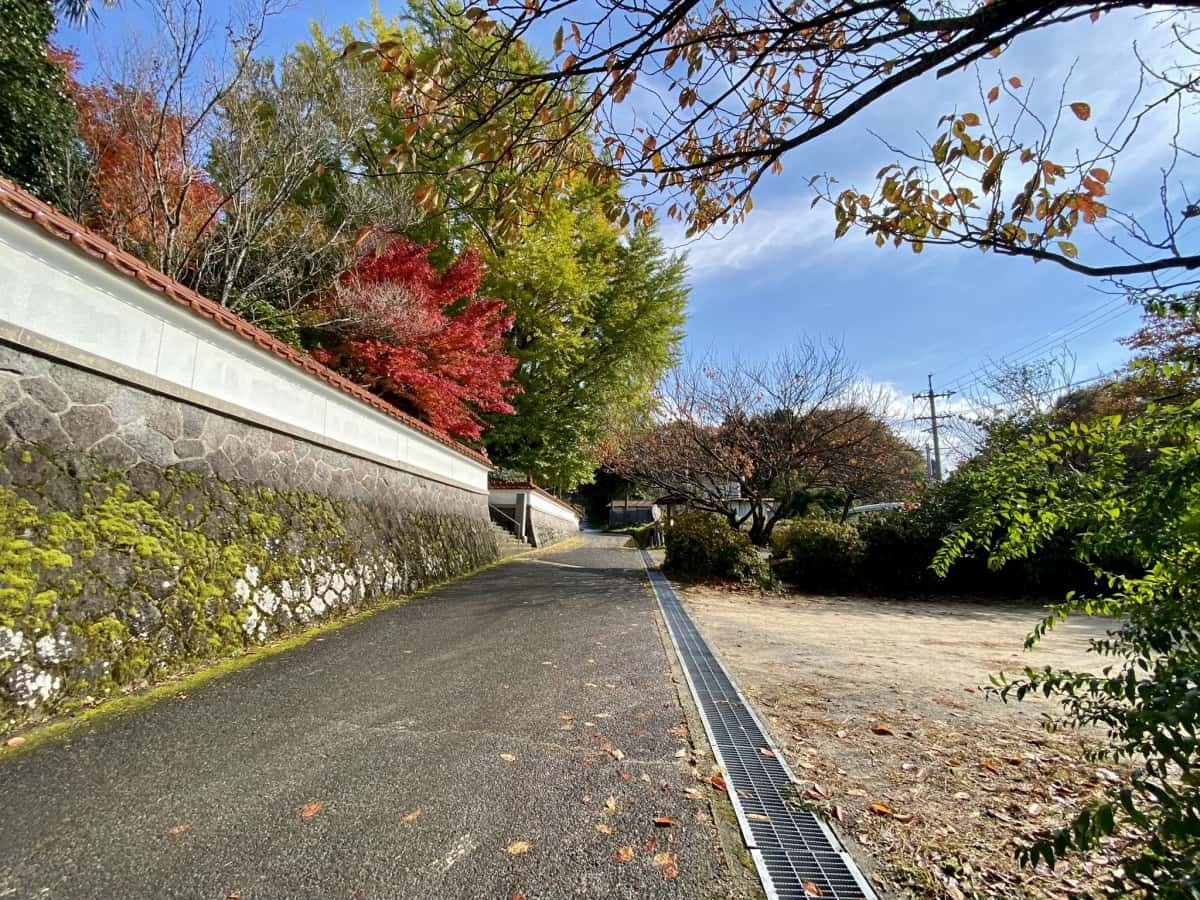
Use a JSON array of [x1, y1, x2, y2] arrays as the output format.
[[641, 550, 877, 900]]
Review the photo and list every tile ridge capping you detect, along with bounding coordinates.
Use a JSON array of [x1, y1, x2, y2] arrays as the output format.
[[0, 177, 492, 469]]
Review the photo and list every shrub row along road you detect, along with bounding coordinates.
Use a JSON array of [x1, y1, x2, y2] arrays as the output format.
[[0, 535, 740, 899]]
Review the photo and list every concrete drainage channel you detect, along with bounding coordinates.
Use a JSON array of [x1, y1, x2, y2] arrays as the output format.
[[641, 550, 878, 900]]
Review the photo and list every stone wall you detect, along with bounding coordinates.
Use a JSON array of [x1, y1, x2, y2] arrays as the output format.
[[0, 342, 499, 728], [529, 508, 579, 549]]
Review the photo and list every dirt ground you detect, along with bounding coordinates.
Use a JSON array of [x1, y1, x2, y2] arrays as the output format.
[[677, 586, 1131, 899]]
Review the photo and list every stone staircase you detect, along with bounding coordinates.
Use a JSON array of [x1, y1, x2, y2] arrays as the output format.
[[490, 522, 532, 558]]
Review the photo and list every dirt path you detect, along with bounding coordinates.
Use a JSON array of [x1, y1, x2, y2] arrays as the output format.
[[680, 587, 1128, 899]]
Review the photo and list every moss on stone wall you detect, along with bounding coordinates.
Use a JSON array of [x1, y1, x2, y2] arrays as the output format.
[[0, 443, 498, 728]]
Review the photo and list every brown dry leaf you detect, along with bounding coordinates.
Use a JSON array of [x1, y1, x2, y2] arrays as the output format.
[[561, 714, 575, 721], [804, 784, 829, 801], [893, 813, 915, 824], [1005, 756, 1024, 765], [760, 747, 776, 758], [604, 796, 618, 814], [500, 753, 517, 763], [166, 824, 189, 836], [868, 802, 895, 817], [979, 758, 1001, 774], [953, 791, 971, 801], [652, 851, 674, 866], [510, 893, 527, 900], [674, 748, 688, 758], [506, 840, 533, 855], [643, 838, 658, 853], [299, 802, 323, 821], [871, 724, 895, 736], [613, 846, 635, 864], [747, 813, 770, 822], [683, 788, 705, 800], [402, 808, 421, 825], [803, 882, 824, 897], [595, 824, 614, 835], [706, 774, 728, 793], [6, 736, 27, 748], [227, 892, 242, 900], [653, 816, 676, 828], [1070, 101, 1092, 121], [608, 748, 626, 762], [662, 858, 680, 880]]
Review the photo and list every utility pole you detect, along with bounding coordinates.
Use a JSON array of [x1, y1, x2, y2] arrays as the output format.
[[913, 374, 955, 481]]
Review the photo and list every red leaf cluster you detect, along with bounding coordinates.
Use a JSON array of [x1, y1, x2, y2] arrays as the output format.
[[52, 48, 222, 258], [311, 239, 518, 441]]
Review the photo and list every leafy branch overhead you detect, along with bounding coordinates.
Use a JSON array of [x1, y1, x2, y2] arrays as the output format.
[[350, 0, 1200, 285]]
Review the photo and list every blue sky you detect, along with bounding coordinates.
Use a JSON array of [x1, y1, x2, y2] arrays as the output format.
[[59, 2, 1183, 437]]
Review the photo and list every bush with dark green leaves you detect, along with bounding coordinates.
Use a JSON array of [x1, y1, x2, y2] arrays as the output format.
[[771, 516, 862, 592], [663, 510, 771, 587], [0, 0, 78, 201]]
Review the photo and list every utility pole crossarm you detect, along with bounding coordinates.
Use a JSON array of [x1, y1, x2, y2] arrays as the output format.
[[913, 374, 955, 481]]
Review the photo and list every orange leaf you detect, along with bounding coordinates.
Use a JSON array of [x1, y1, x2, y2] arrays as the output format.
[[595, 824, 614, 834], [869, 802, 895, 816], [871, 724, 895, 736], [166, 823, 189, 836], [760, 747, 775, 758], [299, 801, 323, 821], [1090, 167, 1111, 183], [1009, 76, 1022, 89], [613, 846, 635, 864], [987, 86, 1000, 104], [1070, 102, 1091, 121], [653, 817, 677, 828], [804, 883, 825, 897], [961, 112, 981, 127], [402, 808, 421, 824]]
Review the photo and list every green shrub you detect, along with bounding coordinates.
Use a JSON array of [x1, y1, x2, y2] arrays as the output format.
[[664, 510, 771, 587], [773, 516, 862, 591]]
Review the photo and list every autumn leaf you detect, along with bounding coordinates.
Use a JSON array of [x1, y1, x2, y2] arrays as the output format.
[[402, 808, 421, 824], [604, 796, 618, 814], [747, 813, 770, 821], [1070, 102, 1091, 121], [5, 736, 26, 748], [961, 112, 981, 127], [1009, 75, 1023, 88], [804, 882, 825, 897], [705, 774, 727, 792], [987, 86, 1000, 104], [653, 817, 677, 827], [868, 802, 895, 816], [871, 724, 895, 736], [299, 802, 323, 821], [608, 748, 626, 761], [759, 747, 776, 758], [683, 788, 705, 800], [663, 858, 680, 880], [613, 846, 635, 864], [500, 753, 517, 762], [166, 823, 189, 836], [979, 758, 1001, 774], [506, 840, 533, 855], [595, 823, 614, 834]]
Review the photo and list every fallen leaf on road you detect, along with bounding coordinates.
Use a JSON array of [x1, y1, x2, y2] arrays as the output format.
[[595, 824, 613, 834], [299, 802, 323, 821], [604, 796, 618, 814], [613, 846, 635, 864], [652, 851, 674, 866], [500, 753, 517, 763], [803, 784, 828, 801], [643, 838, 658, 853], [402, 808, 421, 825], [804, 881, 824, 896], [760, 747, 775, 758], [561, 714, 575, 721], [5, 736, 25, 748], [653, 817, 676, 827], [608, 748, 625, 761], [872, 724, 895, 736], [747, 813, 770, 822], [979, 758, 1001, 774], [640, 773, 652, 783], [674, 748, 688, 758], [506, 841, 532, 855], [683, 788, 704, 800], [662, 858, 679, 880], [868, 802, 895, 817], [705, 774, 727, 793], [166, 823, 189, 836], [510, 893, 527, 900], [953, 791, 971, 801], [227, 892, 242, 900]]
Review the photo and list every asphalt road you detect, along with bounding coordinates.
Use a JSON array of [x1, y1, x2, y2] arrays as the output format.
[[0, 535, 740, 900]]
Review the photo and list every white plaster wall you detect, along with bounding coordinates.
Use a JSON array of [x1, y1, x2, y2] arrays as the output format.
[[529, 490, 580, 526], [0, 216, 490, 492]]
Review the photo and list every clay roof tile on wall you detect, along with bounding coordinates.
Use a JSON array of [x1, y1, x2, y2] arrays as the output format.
[[0, 177, 492, 468]]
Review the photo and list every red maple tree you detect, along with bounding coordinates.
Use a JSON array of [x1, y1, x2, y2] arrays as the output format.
[[311, 238, 518, 441], [53, 47, 222, 266]]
